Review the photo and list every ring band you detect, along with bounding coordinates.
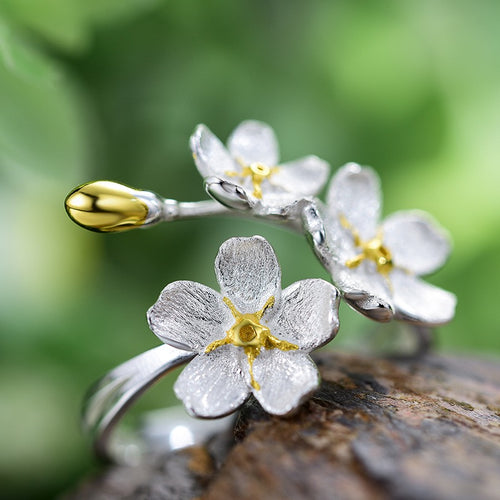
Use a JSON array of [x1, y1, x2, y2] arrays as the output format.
[[82, 344, 233, 464]]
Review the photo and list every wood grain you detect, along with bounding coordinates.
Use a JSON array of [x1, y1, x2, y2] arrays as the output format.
[[66, 351, 500, 500]]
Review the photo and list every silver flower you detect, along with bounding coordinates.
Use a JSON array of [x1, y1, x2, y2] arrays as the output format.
[[190, 120, 329, 212], [147, 236, 340, 418], [316, 163, 456, 326]]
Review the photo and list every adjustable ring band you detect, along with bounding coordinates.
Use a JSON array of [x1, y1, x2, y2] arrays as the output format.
[[82, 344, 234, 464]]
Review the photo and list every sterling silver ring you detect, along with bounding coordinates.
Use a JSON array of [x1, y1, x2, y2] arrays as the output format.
[[72, 122, 457, 460]]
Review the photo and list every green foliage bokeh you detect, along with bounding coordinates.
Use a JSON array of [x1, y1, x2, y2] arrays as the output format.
[[0, 1, 499, 498]]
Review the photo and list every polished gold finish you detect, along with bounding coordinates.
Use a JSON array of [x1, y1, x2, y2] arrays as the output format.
[[340, 214, 394, 278], [205, 296, 298, 390], [65, 181, 149, 233], [225, 158, 280, 199]]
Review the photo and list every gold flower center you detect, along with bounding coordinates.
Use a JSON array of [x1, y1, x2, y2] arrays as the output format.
[[225, 158, 280, 199], [237, 322, 258, 343], [340, 214, 394, 278], [205, 296, 298, 390]]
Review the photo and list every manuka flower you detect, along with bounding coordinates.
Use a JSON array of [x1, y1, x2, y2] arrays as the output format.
[[147, 236, 340, 418], [190, 120, 329, 211], [315, 163, 456, 325]]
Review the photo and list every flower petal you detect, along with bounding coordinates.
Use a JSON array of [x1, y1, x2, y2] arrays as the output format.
[[215, 236, 281, 313], [272, 155, 330, 196], [227, 120, 279, 166], [327, 260, 394, 322], [174, 346, 249, 418], [391, 270, 457, 326], [190, 124, 236, 178], [253, 192, 310, 209], [268, 279, 340, 352], [251, 350, 319, 415], [382, 210, 451, 276], [323, 208, 357, 263], [147, 281, 233, 353], [326, 163, 381, 240]]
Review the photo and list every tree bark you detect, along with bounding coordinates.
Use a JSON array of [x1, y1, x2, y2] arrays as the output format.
[[66, 351, 500, 500]]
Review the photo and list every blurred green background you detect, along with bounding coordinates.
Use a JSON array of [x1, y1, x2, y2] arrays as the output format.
[[0, 1, 499, 498]]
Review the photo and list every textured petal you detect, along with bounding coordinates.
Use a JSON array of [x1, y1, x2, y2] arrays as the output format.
[[391, 270, 457, 326], [252, 350, 319, 415], [327, 260, 394, 322], [323, 203, 394, 322], [382, 210, 451, 276], [190, 124, 237, 178], [147, 281, 233, 353], [268, 279, 340, 352], [174, 346, 249, 418], [272, 156, 330, 196], [253, 191, 309, 209], [324, 208, 358, 263], [227, 120, 279, 166], [215, 236, 281, 313], [326, 163, 381, 240]]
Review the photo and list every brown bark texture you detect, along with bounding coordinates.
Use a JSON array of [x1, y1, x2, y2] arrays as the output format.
[[66, 351, 500, 500]]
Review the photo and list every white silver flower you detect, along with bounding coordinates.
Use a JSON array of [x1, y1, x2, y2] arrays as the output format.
[[190, 120, 329, 212], [318, 163, 456, 326], [147, 236, 340, 418]]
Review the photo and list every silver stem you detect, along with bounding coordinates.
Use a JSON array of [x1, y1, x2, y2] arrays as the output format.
[[161, 199, 233, 222], [142, 192, 309, 234]]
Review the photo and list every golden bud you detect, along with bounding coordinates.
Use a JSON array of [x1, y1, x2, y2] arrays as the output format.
[[65, 181, 150, 233]]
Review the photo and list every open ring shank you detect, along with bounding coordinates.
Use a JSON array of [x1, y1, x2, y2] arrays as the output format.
[[82, 344, 194, 462], [82, 344, 237, 464]]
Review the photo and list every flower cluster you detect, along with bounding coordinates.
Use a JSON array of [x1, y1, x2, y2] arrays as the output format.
[[190, 121, 455, 327], [147, 120, 455, 418]]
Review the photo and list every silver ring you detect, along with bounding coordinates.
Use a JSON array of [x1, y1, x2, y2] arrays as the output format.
[[68, 121, 459, 467]]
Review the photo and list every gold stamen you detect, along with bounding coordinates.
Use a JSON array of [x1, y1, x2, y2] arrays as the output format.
[[244, 346, 261, 390], [225, 159, 279, 199], [256, 295, 275, 319], [345, 254, 366, 269], [205, 296, 297, 391], [339, 213, 394, 282]]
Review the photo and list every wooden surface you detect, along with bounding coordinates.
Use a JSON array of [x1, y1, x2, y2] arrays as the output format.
[[66, 351, 500, 500]]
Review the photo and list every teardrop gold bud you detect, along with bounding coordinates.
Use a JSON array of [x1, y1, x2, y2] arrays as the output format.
[[65, 181, 149, 233]]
